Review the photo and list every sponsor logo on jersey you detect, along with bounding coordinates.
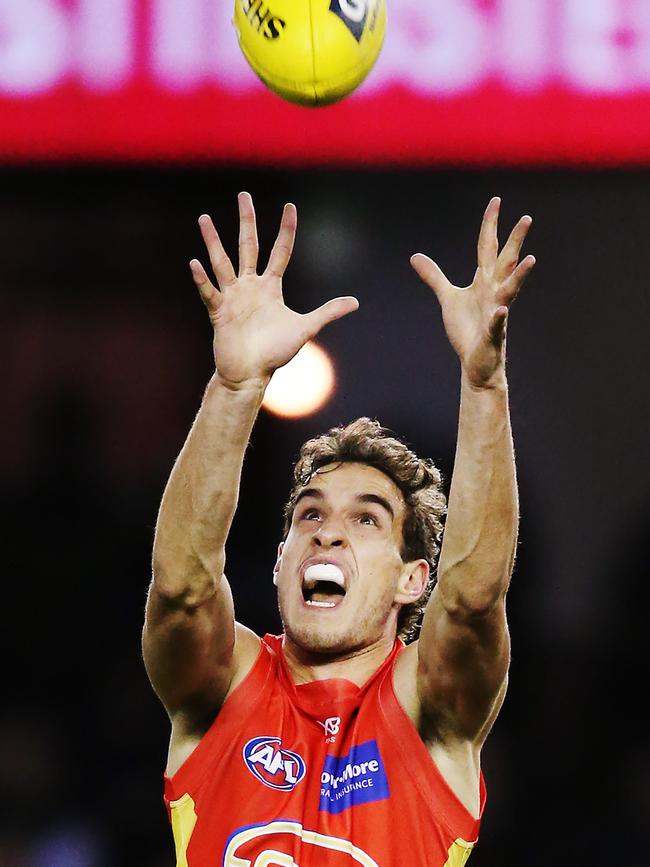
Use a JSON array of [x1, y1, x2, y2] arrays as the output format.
[[317, 716, 341, 741], [319, 740, 389, 814], [243, 736, 306, 791]]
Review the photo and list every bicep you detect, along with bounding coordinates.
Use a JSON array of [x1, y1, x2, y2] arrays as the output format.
[[142, 574, 242, 718], [415, 584, 511, 745]]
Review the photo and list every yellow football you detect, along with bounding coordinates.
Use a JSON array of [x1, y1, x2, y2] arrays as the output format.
[[233, 0, 387, 107]]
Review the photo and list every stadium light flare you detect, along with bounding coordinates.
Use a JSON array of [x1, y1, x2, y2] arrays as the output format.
[[262, 342, 335, 419]]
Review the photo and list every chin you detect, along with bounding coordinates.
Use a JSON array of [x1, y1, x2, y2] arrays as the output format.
[[283, 619, 365, 657]]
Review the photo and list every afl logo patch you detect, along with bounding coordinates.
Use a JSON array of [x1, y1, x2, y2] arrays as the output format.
[[243, 736, 306, 791]]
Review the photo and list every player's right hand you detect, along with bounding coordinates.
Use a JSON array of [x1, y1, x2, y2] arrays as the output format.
[[190, 192, 359, 389]]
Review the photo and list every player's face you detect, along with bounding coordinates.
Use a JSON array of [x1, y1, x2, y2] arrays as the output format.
[[275, 462, 422, 655]]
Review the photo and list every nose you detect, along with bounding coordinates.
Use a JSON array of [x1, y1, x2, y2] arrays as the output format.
[[313, 520, 346, 548]]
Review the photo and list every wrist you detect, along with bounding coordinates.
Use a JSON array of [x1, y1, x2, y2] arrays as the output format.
[[461, 365, 508, 394], [208, 372, 270, 400]]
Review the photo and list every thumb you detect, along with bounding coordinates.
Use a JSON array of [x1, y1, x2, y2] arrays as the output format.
[[410, 254, 451, 305], [488, 306, 509, 344], [303, 295, 359, 339]]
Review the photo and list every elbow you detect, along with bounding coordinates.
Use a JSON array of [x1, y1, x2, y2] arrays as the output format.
[[151, 554, 222, 611], [450, 592, 504, 621], [438, 565, 508, 621]]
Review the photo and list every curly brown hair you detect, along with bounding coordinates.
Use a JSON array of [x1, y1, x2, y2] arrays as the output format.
[[282, 418, 446, 642]]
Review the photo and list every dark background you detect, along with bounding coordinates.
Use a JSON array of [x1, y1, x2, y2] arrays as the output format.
[[1, 165, 648, 865]]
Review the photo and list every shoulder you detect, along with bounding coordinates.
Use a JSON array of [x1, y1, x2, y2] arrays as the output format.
[[166, 625, 268, 777], [173, 624, 265, 735], [224, 623, 267, 698]]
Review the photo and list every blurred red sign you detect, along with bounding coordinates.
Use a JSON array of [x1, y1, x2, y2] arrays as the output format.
[[2, 0, 650, 165]]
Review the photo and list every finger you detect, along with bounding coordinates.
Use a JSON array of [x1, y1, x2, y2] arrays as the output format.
[[477, 197, 501, 270], [496, 215, 532, 281], [198, 214, 237, 289], [488, 306, 509, 345], [238, 191, 259, 276], [302, 296, 359, 339], [410, 254, 452, 306], [190, 258, 221, 313], [499, 254, 536, 306], [265, 203, 297, 279]]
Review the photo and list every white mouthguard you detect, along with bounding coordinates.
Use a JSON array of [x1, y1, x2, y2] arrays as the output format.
[[303, 563, 345, 589]]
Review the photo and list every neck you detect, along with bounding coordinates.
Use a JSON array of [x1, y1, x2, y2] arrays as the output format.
[[281, 633, 398, 687]]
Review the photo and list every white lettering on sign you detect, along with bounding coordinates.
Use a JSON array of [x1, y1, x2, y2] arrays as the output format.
[[0, 0, 68, 94], [497, 0, 550, 89], [1, 0, 650, 96], [152, 0, 207, 87], [369, 0, 487, 94], [78, 0, 134, 89], [631, 0, 650, 84], [563, 0, 627, 91]]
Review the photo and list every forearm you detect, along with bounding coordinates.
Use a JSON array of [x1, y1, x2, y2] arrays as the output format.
[[437, 369, 518, 615], [152, 373, 267, 604]]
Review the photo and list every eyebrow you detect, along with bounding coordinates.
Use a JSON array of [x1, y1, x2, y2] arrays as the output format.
[[356, 493, 395, 520], [293, 488, 395, 520], [293, 488, 324, 509]]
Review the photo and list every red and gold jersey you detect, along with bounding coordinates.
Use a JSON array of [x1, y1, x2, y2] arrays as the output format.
[[164, 634, 486, 867]]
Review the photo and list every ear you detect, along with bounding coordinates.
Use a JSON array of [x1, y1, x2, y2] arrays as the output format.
[[272, 541, 284, 587], [394, 559, 430, 606]]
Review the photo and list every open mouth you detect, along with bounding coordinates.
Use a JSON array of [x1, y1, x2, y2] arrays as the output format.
[[302, 563, 347, 609]]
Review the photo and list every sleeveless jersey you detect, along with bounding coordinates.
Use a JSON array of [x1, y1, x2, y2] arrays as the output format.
[[164, 634, 486, 867]]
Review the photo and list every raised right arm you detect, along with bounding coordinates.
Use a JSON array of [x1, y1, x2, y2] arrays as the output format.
[[143, 193, 358, 727], [144, 374, 266, 718]]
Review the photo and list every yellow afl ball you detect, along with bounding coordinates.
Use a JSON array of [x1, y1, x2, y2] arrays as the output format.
[[233, 0, 387, 107]]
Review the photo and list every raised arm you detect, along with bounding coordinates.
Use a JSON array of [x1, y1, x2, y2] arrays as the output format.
[[405, 199, 535, 752], [143, 193, 358, 734]]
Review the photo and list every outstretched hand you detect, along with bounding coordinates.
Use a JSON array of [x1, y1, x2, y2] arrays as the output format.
[[411, 198, 535, 388], [190, 192, 359, 388]]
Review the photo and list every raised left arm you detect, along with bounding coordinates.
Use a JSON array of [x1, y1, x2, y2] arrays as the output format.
[[408, 198, 535, 747]]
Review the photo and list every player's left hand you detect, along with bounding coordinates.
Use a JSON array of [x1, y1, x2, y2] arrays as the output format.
[[411, 198, 535, 388]]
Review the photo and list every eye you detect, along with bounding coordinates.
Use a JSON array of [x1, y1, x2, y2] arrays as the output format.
[[301, 508, 321, 521], [358, 513, 378, 526]]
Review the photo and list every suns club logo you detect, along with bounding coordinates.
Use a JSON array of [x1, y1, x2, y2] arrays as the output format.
[[329, 0, 368, 42], [223, 820, 379, 866], [243, 736, 306, 791]]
